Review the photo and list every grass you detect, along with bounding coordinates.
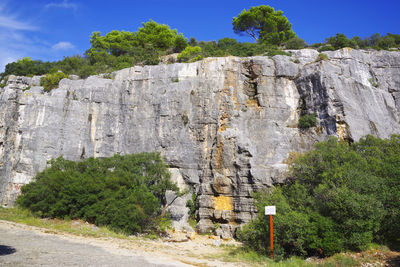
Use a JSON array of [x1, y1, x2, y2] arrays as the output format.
[[188, 217, 197, 229], [207, 244, 398, 267], [0, 207, 131, 239], [206, 246, 317, 266], [321, 254, 359, 267]]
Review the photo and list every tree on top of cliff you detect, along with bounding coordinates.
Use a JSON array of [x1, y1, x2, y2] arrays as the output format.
[[135, 20, 187, 52], [232, 5, 296, 45], [86, 20, 187, 59]]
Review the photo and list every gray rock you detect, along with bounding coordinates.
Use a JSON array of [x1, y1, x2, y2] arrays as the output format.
[[0, 49, 399, 236], [212, 239, 221, 247], [273, 55, 299, 78]]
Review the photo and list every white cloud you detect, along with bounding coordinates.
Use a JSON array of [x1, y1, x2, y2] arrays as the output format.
[[0, 16, 37, 31], [45, 0, 78, 11], [0, 2, 79, 72], [0, 3, 38, 31], [0, 4, 43, 72], [52, 41, 75, 50]]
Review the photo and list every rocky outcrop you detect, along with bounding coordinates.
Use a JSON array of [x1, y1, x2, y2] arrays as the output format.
[[1, 49, 399, 236]]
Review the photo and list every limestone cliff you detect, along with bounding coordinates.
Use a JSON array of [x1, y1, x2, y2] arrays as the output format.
[[1, 49, 399, 236]]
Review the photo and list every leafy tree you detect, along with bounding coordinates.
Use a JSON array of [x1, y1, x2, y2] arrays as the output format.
[[367, 33, 382, 47], [352, 36, 369, 49], [17, 153, 179, 234], [232, 5, 296, 45], [325, 33, 357, 49], [285, 37, 307, 49], [217, 37, 238, 50], [189, 37, 198, 46], [376, 35, 396, 49], [1, 57, 53, 80], [135, 20, 187, 52], [387, 33, 400, 44], [87, 30, 136, 57], [84, 21, 188, 70], [173, 34, 188, 53]]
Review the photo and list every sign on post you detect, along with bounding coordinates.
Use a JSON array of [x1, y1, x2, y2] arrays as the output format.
[[265, 206, 276, 259], [265, 206, 276, 215]]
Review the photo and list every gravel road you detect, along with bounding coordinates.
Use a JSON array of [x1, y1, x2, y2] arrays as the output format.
[[0, 221, 191, 267]]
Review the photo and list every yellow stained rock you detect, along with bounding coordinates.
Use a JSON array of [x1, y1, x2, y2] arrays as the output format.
[[213, 195, 233, 211]]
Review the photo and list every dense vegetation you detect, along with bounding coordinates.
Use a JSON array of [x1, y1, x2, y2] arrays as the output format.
[[1, 4, 398, 84], [17, 153, 179, 234], [237, 135, 400, 259]]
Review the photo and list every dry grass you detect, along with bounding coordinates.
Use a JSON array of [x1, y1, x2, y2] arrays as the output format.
[[0, 207, 130, 239]]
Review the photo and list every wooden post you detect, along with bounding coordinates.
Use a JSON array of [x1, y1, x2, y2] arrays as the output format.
[[270, 214, 274, 259], [265, 206, 276, 259]]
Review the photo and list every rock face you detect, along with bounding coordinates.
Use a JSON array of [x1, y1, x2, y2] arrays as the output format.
[[1, 49, 400, 235]]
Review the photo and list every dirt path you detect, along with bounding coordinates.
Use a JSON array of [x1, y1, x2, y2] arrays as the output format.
[[0, 220, 241, 267]]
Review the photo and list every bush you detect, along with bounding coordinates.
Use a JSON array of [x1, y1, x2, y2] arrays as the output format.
[[325, 33, 357, 50], [285, 37, 307, 49], [0, 77, 8, 88], [186, 193, 197, 220], [298, 113, 317, 128], [318, 45, 336, 52], [316, 53, 329, 62], [237, 135, 400, 258], [40, 72, 69, 92], [17, 153, 179, 234], [265, 49, 291, 57], [177, 46, 203, 62]]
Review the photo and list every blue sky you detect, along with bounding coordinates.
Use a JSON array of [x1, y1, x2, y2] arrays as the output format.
[[1, 0, 399, 71]]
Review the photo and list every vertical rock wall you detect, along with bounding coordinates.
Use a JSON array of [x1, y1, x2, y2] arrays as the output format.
[[0, 49, 399, 235]]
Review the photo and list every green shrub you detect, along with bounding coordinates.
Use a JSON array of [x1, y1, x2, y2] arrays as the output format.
[[368, 78, 379, 88], [40, 72, 69, 92], [298, 113, 317, 128], [17, 153, 179, 234], [237, 135, 400, 258], [285, 37, 307, 49], [316, 53, 329, 62], [325, 33, 357, 50], [177, 46, 203, 62], [318, 45, 336, 52], [265, 49, 291, 57], [0, 77, 8, 88], [186, 193, 197, 219]]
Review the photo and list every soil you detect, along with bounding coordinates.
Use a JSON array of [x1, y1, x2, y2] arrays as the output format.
[[0, 220, 242, 267]]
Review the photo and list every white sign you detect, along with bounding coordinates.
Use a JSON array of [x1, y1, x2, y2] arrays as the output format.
[[265, 206, 276, 215]]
